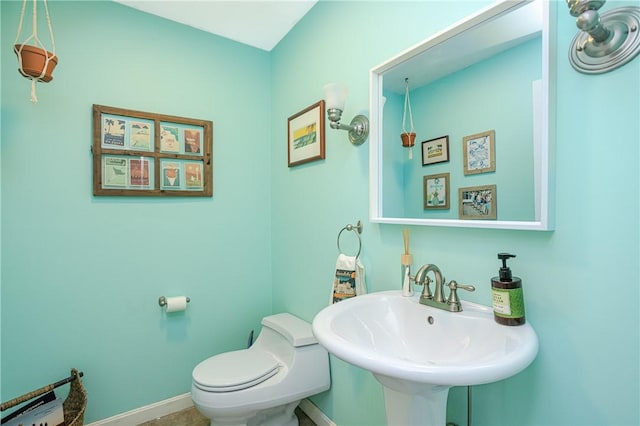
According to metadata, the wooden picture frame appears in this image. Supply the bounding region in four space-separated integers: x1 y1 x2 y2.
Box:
423 173 450 209
422 135 449 166
288 100 325 167
463 130 495 175
93 104 213 196
459 184 497 220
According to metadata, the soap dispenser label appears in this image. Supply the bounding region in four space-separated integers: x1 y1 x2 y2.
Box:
492 289 512 315
492 287 525 318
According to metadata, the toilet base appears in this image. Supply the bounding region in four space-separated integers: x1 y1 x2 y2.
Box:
199 400 299 426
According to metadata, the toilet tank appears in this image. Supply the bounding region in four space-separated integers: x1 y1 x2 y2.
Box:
260 313 318 347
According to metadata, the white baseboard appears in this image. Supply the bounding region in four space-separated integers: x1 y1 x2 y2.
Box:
86 393 193 426
86 394 334 426
299 398 336 426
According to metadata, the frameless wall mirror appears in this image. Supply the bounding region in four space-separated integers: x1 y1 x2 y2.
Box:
370 0 555 231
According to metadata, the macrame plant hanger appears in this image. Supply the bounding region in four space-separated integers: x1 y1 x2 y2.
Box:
401 78 416 159
14 0 58 103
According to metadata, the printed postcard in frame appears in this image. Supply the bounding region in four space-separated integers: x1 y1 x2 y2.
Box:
288 100 325 167
160 160 182 190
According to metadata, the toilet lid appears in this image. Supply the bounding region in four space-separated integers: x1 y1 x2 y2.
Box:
192 349 280 392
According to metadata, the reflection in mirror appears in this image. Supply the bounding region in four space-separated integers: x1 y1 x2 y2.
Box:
370 0 555 230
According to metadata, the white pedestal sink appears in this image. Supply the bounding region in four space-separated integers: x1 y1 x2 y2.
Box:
312 291 538 426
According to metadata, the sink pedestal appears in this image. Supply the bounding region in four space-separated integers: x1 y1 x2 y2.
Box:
375 374 450 426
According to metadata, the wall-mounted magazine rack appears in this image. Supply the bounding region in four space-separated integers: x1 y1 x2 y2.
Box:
92 104 213 197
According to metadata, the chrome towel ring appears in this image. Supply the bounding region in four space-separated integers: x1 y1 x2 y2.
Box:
337 220 363 258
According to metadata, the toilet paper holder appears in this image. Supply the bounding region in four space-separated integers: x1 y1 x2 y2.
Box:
158 296 191 307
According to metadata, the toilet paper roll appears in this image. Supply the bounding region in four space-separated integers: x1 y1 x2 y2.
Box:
165 296 188 313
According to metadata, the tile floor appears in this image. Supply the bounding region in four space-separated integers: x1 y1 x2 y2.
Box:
138 406 316 426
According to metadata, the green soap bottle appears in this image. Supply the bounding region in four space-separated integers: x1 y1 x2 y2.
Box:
491 253 526 326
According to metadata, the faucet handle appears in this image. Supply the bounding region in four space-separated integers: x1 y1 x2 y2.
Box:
449 281 475 293
446 280 475 311
413 265 433 299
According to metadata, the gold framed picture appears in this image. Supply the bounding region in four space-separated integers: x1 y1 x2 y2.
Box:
287 100 325 167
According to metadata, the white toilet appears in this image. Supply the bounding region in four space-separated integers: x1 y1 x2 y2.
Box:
191 313 330 426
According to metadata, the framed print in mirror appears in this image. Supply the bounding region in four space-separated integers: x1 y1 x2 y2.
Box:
422 135 449 166
288 100 325 167
459 184 497 220
463 130 495 175
423 173 450 210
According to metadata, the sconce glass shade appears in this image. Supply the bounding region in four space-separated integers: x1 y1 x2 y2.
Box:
323 83 349 111
323 82 369 146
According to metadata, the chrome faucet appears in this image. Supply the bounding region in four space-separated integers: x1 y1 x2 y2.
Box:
411 264 475 312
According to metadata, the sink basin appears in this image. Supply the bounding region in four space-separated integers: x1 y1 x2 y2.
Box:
312 290 538 425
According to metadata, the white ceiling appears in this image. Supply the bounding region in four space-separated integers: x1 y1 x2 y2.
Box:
383 0 543 93
114 0 318 51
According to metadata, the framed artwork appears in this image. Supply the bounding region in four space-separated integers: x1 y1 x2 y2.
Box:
463 130 495 175
288 100 325 167
422 135 449 166
459 184 497 220
93 104 213 197
423 173 450 210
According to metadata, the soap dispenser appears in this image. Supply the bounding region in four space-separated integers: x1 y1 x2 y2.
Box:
491 253 526 326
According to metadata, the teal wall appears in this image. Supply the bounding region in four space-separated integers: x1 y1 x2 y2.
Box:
271 1 638 426
1 1 638 426
1 1 272 422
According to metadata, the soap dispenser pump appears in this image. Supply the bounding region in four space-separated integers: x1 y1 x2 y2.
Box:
491 253 526 326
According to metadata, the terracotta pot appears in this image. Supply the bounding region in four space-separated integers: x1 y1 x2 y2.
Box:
14 44 58 83
401 132 416 148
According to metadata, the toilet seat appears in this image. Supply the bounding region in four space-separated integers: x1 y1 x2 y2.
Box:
193 349 280 393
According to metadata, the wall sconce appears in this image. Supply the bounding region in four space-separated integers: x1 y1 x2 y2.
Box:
323 83 369 146
566 0 640 74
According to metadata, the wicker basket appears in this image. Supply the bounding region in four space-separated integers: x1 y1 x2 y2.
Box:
1 368 87 426
63 369 87 426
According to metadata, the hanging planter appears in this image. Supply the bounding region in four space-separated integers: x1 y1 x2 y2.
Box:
401 78 416 159
14 43 58 82
401 131 416 147
13 0 59 102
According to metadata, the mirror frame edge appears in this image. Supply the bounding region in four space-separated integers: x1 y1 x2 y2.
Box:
369 0 556 231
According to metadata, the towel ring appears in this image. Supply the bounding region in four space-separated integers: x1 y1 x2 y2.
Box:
337 220 363 258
